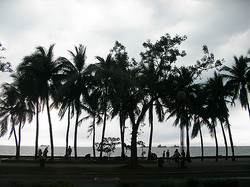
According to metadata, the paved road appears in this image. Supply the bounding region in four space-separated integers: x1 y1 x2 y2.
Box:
1 157 250 186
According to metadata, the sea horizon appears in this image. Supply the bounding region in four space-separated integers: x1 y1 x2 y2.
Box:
1 145 250 158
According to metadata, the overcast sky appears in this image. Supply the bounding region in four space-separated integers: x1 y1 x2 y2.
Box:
0 0 249 150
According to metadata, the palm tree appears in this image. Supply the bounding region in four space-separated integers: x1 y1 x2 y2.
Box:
108 41 134 159
57 44 89 159
51 82 74 156
190 86 208 161
222 55 250 117
0 81 33 159
205 72 235 161
17 44 63 160
139 62 165 160
0 83 20 158
88 54 115 159
167 66 200 162
17 55 42 159
56 44 88 159
84 89 102 159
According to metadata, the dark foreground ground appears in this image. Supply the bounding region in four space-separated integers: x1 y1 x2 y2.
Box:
1 156 250 186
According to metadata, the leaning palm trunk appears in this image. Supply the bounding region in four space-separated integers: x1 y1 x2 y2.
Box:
74 109 80 159
92 117 96 159
11 116 19 159
100 108 107 160
17 120 22 159
199 127 204 161
226 119 235 161
212 121 218 162
131 124 139 168
35 101 39 159
46 96 54 160
185 123 191 162
147 104 153 160
119 113 126 159
65 106 71 156
220 121 228 160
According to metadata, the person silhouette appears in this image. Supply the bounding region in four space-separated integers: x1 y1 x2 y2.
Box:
43 147 48 159
173 149 180 163
67 146 72 157
166 150 170 159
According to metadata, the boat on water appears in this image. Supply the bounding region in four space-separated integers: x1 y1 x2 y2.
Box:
157 144 166 148
171 145 179 148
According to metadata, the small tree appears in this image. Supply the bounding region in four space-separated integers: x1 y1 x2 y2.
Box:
0 42 12 72
95 137 120 157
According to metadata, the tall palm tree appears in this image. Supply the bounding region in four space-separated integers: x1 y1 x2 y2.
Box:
167 66 200 162
0 83 20 158
222 55 250 117
205 72 235 161
88 54 115 159
17 44 63 160
108 41 134 159
190 86 209 161
56 44 88 159
17 55 42 159
84 89 102 159
0 81 33 159
139 61 165 160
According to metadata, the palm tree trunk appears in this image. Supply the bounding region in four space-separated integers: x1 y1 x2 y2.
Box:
46 96 54 160
199 127 204 161
186 123 191 162
119 113 126 160
35 101 39 159
100 108 107 160
11 116 19 159
65 105 71 156
247 100 250 118
92 117 96 159
212 121 218 162
74 108 80 159
226 119 235 161
220 121 228 160
147 104 153 160
131 124 138 168
17 120 22 159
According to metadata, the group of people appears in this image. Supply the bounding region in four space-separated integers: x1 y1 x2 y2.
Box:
38 147 49 159
38 146 72 159
162 149 185 163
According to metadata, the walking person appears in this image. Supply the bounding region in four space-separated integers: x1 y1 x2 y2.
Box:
43 147 48 159
67 146 72 157
166 150 170 159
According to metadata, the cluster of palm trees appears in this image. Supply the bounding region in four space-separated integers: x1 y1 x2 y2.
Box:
0 34 249 168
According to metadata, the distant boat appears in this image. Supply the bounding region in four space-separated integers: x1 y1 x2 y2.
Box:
171 145 179 148
157 144 166 148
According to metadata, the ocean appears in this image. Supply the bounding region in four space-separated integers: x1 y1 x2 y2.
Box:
0 145 250 157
